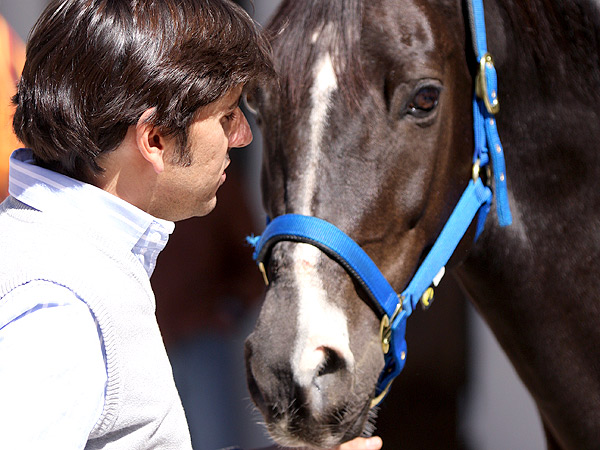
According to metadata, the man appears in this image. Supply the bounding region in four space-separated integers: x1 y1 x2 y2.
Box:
0 1 382 449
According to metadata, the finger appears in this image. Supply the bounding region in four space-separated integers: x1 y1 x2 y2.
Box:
338 436 383 450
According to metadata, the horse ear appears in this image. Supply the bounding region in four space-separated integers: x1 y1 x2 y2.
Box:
135 108 166 174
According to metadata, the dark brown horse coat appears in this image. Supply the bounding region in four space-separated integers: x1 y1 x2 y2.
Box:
244 1 600 449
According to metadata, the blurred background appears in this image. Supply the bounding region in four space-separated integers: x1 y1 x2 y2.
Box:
0 0 545 449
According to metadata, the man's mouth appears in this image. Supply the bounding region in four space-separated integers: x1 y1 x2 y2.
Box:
220 153 231 185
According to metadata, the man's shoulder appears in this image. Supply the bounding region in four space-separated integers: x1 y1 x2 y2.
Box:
0 197 88 266
0 196 59 241
0 195 125 265
0 280 84 328
0 200 144 297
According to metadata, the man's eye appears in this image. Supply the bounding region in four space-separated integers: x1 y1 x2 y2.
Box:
224 110 237 122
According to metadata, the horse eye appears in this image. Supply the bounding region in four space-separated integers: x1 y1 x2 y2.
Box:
407 87 440 116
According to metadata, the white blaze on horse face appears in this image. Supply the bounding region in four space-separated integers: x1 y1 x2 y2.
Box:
297 49 338 214
292 31 348 405
291 244 354 397
291 244 354 394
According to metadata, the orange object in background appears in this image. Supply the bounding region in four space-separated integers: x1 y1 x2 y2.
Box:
0 14 25 201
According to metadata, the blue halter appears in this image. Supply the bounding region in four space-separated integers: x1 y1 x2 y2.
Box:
247 0 512 407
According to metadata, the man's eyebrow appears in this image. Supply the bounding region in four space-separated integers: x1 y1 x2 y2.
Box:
228 96 242 111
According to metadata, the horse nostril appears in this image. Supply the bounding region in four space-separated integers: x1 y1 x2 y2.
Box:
316 346 346 377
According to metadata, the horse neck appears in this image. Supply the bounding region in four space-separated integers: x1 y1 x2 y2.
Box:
482 0 600 227
456 2 600 435
486 0 600 121
459 0 600 301
488 0 600 91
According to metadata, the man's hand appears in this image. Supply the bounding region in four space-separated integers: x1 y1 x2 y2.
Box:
337 436 383 449
253 436 383 450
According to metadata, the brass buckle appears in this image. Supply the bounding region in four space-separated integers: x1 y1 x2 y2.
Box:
379 298 403 354
472 158 492 185
373 299 406 409
369 349 407 409
258 262 269 286
421 287 435 310
472 158 481 181
475 53 500 115
370 379 394 409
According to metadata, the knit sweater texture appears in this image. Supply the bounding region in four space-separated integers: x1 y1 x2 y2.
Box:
0 196 192 449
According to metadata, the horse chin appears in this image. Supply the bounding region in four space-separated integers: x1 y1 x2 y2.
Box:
261 394 377 449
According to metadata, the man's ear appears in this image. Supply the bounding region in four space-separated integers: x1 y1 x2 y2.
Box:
136 108 167 174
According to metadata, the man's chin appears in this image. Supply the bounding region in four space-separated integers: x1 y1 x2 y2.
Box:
197 196 217 218
164 196 216 222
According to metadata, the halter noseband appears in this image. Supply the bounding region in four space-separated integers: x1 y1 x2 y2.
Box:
247 0 512 408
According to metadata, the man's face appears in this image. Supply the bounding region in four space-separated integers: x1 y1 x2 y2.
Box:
155 85 252 220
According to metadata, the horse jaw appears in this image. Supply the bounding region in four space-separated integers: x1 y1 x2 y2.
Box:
245 243 384 448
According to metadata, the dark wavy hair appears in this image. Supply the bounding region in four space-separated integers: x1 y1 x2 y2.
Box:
12 0 274 182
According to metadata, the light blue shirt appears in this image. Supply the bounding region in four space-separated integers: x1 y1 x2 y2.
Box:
0 149 175 449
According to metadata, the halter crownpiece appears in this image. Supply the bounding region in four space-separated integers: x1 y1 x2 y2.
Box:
247 0 511 408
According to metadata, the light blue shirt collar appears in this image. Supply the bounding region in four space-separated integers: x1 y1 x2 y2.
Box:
8 148 175 277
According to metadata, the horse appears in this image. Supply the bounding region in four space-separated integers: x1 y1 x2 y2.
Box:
243 0 600 449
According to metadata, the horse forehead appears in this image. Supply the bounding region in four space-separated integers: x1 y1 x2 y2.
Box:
286 41 339 216
363 0 439 60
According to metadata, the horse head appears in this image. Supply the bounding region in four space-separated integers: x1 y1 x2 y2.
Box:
244 0 476 447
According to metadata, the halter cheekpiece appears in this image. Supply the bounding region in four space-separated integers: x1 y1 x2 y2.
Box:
247 0 512 407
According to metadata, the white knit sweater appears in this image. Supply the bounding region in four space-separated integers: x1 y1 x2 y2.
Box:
0 196 192 449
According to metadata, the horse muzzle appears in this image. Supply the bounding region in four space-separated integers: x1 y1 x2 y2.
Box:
244 243 383 447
